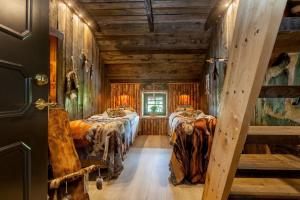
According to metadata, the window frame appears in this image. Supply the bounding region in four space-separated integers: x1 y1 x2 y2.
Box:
142 91 168 117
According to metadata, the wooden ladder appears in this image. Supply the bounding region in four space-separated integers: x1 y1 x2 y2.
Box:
202 0 300 199
231 126 300 199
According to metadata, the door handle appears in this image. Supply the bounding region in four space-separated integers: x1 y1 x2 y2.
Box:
34 98 57 110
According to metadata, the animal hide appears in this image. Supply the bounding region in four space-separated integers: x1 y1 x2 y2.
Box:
69 111 138 178
48 108 89 200
169 112 216 185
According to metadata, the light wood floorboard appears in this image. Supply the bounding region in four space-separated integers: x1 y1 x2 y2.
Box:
88 135 204 200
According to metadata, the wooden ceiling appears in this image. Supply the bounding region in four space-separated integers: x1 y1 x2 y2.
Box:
77 0 212 75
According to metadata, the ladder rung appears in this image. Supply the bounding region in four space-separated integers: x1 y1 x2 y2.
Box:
238 154 300 171
230 178 300 199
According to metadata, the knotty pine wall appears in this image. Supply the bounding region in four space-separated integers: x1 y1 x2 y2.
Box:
49 0 103 120
107 82 207 135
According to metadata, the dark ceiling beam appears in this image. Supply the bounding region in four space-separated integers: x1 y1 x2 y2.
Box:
144 0 154 32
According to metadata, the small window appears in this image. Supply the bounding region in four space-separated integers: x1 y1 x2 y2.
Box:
142 92 167 116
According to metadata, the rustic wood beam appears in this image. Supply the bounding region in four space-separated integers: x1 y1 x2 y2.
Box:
98 22 206 35
144 0 154 32
96 34 209 51
202 0 287 200
99 49 207 54
95 33 210 51
100 51 206 64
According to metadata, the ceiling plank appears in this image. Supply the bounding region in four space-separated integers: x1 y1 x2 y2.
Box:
98 49 207 54
96 34 209 51
79 2 146 9
95 15 148 24
152 0 211 8
154 14 207 23
153 7 209 15
98 22 206 34
100 52 206 64
87 8 146 16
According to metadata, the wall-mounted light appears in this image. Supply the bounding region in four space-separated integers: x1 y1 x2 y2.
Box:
120 94 129 107
179 94 191 106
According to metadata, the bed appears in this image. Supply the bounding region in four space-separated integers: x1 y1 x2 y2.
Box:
69 108 140 178
168 109 217 185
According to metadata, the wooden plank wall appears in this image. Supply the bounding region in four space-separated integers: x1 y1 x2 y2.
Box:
49 0 103 120
141 117 168 135
168 83 204 113
110 83 141 114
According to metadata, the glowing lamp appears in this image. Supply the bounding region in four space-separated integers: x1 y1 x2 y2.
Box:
179 94 191 106
120 94 129 107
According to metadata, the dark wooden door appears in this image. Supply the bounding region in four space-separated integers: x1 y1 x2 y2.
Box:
0 0 49 199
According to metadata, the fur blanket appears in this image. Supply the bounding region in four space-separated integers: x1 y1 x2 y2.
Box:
169 112 217 185
70 118 125 178
69 111 139 178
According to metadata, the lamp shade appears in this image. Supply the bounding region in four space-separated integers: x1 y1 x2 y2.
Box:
120 94 129 106
179 94 191 106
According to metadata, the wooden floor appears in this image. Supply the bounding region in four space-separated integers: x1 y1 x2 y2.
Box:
88 135 204 200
